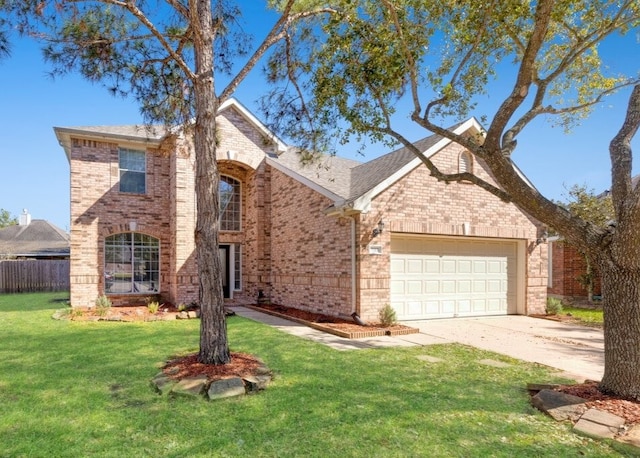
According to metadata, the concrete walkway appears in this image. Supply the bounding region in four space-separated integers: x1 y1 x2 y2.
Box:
232 307 604 382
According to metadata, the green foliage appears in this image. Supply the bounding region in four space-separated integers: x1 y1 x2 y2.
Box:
94 294 112 317
560 184 614 228
546 297 564 316
378 303 397 327
147 301 159 314
0 208 17 228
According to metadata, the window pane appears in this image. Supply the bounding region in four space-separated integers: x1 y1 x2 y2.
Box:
105 232 159 295
120 170 146 194
220 176 241 231
119 148 146 194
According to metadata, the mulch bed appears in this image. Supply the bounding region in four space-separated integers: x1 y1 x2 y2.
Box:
556 381 640 426
162 352 264 381
249 303 419 338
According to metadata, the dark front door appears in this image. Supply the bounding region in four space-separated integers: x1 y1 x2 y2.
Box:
219 244 231 299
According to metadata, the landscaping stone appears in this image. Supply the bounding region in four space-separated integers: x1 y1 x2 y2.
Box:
574 408 625 439
207 377 246 400
243 375 272 392
526 383 561 392
618 424 640 448
531 389 587 421
171 375 208 398
151 373 177 395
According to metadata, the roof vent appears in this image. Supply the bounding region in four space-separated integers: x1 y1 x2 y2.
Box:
19 209 31 226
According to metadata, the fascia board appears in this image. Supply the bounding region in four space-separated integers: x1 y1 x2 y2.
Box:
54 127 163 162
266 157 344 202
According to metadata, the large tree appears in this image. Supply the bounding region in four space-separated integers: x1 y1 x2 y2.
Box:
11 0 329 365
266 0 640 398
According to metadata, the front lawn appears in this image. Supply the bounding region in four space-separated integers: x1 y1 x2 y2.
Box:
563 306 604 327
0 293 624 457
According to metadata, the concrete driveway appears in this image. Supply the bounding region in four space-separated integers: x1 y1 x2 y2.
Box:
403 315 604 382
234 307 604 382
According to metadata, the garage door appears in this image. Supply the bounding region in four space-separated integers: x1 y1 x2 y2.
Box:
390 236 518 320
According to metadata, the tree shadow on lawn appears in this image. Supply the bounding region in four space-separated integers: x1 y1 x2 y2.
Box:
0 291 70 312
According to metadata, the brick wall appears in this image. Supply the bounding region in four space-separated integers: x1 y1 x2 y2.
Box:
69 138 172 307
548 240 601 299
268 168 354 317
357 142 547 321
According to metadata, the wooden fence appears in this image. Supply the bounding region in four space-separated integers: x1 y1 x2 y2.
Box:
0 259 70 293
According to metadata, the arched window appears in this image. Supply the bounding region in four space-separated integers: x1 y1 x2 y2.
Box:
220 176 241 231
459 151 473 174
104 233 160 294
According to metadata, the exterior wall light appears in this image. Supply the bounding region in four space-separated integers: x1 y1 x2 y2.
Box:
536 230 549 245
372 220 385 237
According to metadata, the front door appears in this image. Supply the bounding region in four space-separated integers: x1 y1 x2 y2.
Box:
219 244 231 299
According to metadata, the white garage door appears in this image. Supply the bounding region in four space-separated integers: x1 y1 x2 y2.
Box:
390 236 518 320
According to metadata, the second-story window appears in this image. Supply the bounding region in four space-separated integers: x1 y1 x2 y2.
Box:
220 176 241 231
119 148 146 194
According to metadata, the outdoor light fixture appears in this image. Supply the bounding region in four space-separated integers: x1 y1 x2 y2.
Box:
372 220 385 237
536 230 549 245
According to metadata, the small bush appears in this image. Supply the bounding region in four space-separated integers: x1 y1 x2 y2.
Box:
177 303 187 312
147 301 160 314
95 295 112 317
378 304 397 327
546 297 563 316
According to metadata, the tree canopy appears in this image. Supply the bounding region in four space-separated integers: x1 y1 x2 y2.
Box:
265 0 640 398
7 0 332 365
0 208 17 228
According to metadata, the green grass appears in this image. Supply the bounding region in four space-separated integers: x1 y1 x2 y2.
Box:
563 306 604 326
0 292 626 457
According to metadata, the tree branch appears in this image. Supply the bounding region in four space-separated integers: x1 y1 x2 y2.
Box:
610 84 640 220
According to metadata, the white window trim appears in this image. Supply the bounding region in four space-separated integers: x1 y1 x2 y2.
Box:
118 148 147 194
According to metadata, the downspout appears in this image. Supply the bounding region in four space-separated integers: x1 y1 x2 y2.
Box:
350 216 357 315
347 215 369 326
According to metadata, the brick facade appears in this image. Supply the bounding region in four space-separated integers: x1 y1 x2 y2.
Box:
60 102 547 320
548 240 601 299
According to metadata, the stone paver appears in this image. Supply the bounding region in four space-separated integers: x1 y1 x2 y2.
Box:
574 408 625 439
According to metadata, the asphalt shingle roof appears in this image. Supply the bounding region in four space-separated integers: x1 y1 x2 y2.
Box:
270 131 447 201
0 220 70 257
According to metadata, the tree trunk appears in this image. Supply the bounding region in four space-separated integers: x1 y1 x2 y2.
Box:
599 264 640 399
192 0 230 365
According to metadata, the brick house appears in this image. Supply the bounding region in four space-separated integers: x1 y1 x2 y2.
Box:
55 99 547 321
547 240 602 300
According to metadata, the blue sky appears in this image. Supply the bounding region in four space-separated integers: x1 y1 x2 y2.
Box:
0 7 638 232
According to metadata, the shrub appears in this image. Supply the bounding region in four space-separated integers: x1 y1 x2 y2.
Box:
546 297 563 316
378 304 397 327
147 301 160 314
95 295 112 317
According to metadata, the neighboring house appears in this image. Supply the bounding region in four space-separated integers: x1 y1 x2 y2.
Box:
0 211 70 259
547 238 602 300
54 99 547 321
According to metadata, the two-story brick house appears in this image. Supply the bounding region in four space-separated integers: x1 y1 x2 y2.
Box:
55 99 547 322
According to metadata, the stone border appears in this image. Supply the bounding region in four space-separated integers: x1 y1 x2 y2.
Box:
245 305 420 339
151 363 273 401
529 383 640 453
